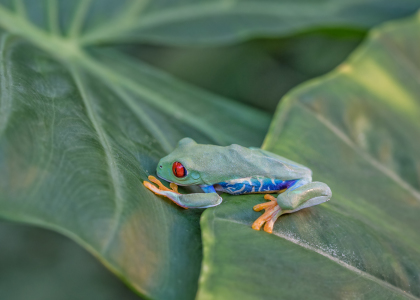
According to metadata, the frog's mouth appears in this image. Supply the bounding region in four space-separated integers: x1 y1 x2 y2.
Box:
156 173 190 186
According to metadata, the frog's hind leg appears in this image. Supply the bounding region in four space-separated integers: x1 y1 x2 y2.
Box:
276 181 331 213
252 181 331 233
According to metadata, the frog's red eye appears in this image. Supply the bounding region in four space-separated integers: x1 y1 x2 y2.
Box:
172 162 186 178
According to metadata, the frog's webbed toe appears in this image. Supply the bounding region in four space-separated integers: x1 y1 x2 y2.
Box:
252 194 282 234
143 175 187 209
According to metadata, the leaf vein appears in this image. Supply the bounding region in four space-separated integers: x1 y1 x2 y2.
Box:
70 67 124 253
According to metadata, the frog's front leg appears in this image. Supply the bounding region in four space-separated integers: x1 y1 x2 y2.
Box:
143 176 222 209
252 180 331 233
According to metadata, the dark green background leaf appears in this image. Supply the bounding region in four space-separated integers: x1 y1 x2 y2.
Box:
198 15 420 300
131 30 364 112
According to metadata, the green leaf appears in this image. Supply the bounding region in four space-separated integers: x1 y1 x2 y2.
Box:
0 3 269 300
198 14 420 300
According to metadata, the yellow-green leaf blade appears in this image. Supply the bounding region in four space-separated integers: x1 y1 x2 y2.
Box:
198 14 420 300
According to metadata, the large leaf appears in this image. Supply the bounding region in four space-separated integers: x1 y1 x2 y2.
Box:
0 3 270 300
198 15 420 299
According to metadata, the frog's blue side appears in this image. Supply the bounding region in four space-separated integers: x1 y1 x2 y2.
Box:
214 177 297 195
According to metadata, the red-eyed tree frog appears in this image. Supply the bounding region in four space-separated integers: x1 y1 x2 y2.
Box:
144 138 332 233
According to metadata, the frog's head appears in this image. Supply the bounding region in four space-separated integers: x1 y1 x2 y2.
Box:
156 138 205 185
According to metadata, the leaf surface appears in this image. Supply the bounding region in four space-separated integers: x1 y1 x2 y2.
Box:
198 15 420 300
0 3 269 299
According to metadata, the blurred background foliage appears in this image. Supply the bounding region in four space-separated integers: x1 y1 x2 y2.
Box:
0 0 420 299
128 29 364 112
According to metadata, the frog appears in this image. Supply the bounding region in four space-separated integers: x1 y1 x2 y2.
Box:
143 137 332 233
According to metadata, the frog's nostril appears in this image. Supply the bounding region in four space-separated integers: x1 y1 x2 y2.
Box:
159 165 162 169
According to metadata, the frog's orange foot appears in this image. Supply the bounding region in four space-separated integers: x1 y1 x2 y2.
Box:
252 194 282 234
143 175 179 194
143 175 188 209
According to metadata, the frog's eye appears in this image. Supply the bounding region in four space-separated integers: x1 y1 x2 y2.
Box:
172 161 186 178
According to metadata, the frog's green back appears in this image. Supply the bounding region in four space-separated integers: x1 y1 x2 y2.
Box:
248 147 310 171
157 138 311 186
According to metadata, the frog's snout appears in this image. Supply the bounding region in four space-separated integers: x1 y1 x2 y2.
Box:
156 164 167 182
156 162 163 174
156 165 163 177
